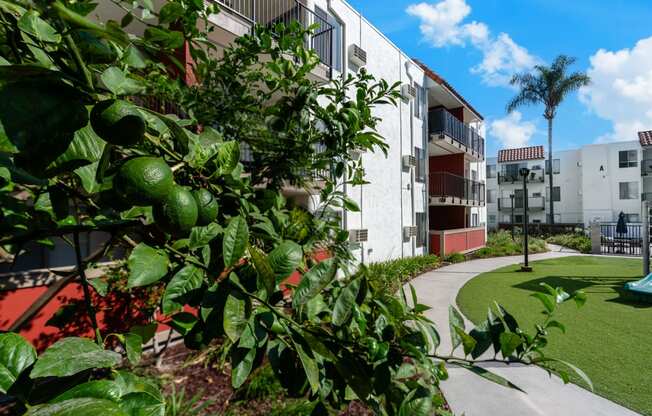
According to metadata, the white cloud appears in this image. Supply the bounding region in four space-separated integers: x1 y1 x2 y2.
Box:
489 111 537 148
406 0 539 86
580 37 652 143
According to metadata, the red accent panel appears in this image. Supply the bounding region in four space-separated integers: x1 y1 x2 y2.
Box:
431 234 442 256
429 154 464 176
449 107 465 123
467 229 486 249
444 232 468 254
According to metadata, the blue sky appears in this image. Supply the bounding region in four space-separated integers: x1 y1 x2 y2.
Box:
347 0 652 157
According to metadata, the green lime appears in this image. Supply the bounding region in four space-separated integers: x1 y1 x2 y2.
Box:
91 100 145 147
154 186 198 234
113 157 173 205
193 189 218 225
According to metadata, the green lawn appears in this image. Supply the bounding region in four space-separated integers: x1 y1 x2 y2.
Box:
457 256 652 416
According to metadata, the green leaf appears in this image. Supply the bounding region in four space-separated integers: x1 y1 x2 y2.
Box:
223 291 248 342
159 2 185 24
124 333 142 365
127 243 169 288
448 305 465 351
26 398 126 416
0 73 88 175
144 27 184 49
30 337 121 378
458 363 525 392
546 320 566 333
168 312 197 336
547 358 593 391
0 333 36 394
129 324 157 345
332 278 361 326
119 392 165 416
161 265 204 315
531 292 554 313
47 123 106 176
185 128 223 169
454 325 477 356
51 380 122 403
18 11 61 43
573 290 587 308
214 141 240 175
89 278 109 296
231 347 256 388
293 258 337 307
290 332 320 394
499 332 522 358
342 196 360 212
398 387 432 416
223 216 249 267
100 67 145 95
248 245 275 296
188 223 222 250
268 241 303 282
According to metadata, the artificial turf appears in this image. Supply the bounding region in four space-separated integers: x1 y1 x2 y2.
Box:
456 256 651 415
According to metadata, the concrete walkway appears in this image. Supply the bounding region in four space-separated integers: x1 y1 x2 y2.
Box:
408 248 641 416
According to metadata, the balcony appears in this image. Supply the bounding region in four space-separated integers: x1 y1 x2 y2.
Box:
642 159 652 176
497 170 545 185
428 108 484 160
214 0 333 77
430 227 486 256
429 172 485 206
642 193 652 201
497 196 546 211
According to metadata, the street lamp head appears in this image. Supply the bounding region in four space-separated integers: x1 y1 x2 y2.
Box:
519 167 531 177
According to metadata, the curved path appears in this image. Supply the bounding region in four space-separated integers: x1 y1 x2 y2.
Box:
407 247 641 416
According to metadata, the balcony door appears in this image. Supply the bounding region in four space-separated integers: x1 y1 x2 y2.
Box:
514 189 525 209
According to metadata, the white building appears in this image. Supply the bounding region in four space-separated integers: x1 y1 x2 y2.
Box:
487 139 647 229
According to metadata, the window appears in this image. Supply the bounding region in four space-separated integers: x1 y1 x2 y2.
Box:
414 147 426 183
532 192 542 197
515 214 524 224
545 186 560 202
619 150 638 168
531 164 542 171
487 165 496 179
488 215 496 223
619 182 639 200
414 85 426 119
416 212 427 248
321 9 343 72
471 213 479 227
545 159 560 174
532 219 541 224
487 189 497 204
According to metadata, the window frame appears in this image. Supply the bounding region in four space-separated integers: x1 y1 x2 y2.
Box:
414 146 426 183
416 212 427 248
619 181 639 200
618 150 638 168
545 159 561 174
487 164 496 179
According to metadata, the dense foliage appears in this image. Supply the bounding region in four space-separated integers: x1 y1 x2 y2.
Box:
0 0 588 414
474 230 548 259
546 233 591 253
367 255 440 296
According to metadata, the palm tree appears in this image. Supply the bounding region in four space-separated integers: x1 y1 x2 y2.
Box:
507 55 590 224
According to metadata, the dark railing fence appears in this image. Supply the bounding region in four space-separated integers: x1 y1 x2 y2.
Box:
600 223 643 256
497 222 585 237
641 159 652 176
428 108 484 156
642 192 652 202
215 0 333 71
429 172 485 204
497 171 545 184
497 197 546 211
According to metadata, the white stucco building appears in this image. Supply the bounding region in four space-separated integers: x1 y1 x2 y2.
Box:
487 139 648 229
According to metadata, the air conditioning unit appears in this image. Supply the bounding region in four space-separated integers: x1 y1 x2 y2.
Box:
349 44 367 67
349 229 369 243
403 226 417 239
401 83 417 100
402 155 417 169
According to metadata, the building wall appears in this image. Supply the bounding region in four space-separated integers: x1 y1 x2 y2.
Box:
487 141 644 228
323 0 428 263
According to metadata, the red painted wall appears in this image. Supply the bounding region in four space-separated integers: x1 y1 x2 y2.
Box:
449 107 465 123
430 234 441 255
430 228 486 256
429 206 466 230
429 154 465 176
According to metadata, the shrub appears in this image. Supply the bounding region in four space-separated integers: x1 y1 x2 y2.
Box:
546 233 592 253
443 252 466 263
473 230 548 259
368 255 440 295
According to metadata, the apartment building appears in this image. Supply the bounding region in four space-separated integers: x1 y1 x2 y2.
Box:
487 138 647 229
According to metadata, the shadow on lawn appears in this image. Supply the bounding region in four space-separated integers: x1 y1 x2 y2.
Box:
512 275 652 309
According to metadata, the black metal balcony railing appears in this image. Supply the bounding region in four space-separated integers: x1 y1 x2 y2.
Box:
642 193 652 201
215 0 333 72
497 171 545 185
429 172 485 204
497 196 545 211
642 159 652 176
428 108 484 156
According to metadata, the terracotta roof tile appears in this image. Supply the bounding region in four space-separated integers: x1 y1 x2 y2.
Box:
413 59 484 121
498 146 545 163
639 130 652 146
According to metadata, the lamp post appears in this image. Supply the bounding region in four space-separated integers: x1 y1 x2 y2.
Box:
510 194 515 240
519 167 532 272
